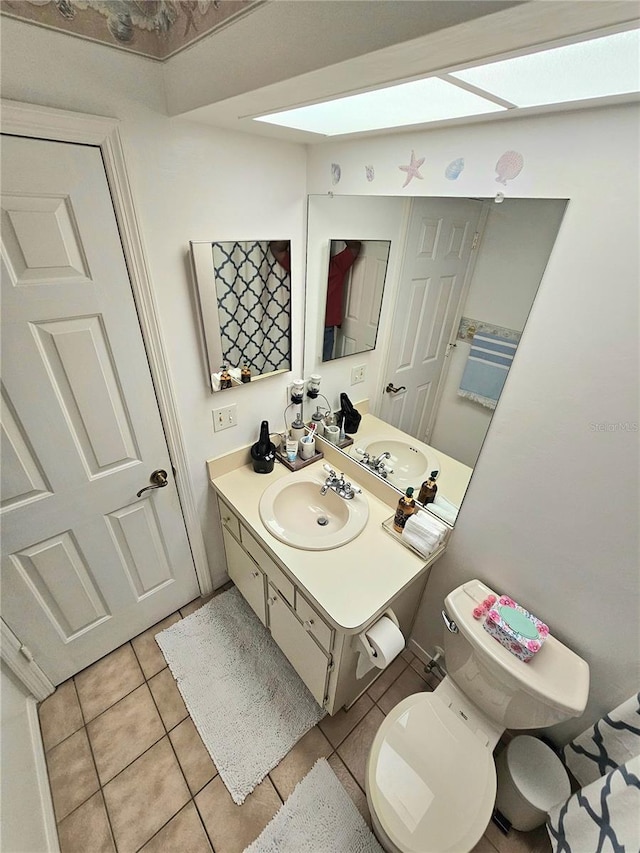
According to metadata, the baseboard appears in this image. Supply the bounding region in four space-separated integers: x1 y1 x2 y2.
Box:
407 637 431 664
26 697 60 853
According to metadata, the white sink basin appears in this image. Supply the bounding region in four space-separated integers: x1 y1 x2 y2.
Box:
362 439 440 491
259 473 369 550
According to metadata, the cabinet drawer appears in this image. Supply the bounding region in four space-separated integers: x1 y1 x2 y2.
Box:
267 584 328 707
296 593 333 652
241 526 295 606
218 498 240 541
222 529 266 625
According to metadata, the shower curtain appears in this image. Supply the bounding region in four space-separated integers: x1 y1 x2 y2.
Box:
212 241 290 376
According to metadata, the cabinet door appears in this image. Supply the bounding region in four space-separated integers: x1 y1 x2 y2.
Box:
222 529 266 625
267 585 328 706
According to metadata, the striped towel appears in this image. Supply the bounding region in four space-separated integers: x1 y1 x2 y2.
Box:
458 331 519 410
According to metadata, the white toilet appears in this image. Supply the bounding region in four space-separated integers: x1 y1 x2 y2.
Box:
365 580 590 853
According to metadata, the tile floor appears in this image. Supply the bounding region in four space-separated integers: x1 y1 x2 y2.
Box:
39 586 553 853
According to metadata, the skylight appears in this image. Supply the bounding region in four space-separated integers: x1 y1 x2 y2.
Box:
252 27 640 137
450 29 640 107
254 77 505 136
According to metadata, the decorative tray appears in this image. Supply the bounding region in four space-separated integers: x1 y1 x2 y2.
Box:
275 449 324 472
381 516 447 562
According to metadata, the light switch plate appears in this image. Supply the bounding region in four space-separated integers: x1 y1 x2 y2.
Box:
351 364 366 385
213 404 237 432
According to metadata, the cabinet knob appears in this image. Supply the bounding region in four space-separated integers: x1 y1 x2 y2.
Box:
222 517 231 524
251 571 260 579
303 619 314 631
268 595 278 606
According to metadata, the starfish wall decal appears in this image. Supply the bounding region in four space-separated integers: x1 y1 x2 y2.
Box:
399 150 425 188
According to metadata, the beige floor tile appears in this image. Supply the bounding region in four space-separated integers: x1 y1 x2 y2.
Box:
46 728 99 822
38 679 84 752
148 667 188 731
56 792 115 853
196 775 282 853
169 717 217 795
319 693 374 748
327 753 371 827
74 645 144 722
179 595 214 619
337 705 385 789
87 684 164 784
102 738 190 853
400 647 415 664
471 833 500 852
269 726 333 801
376 665 428 715
366 655 408 702
139 802 212 853
131 613 181 679
485 820 552 853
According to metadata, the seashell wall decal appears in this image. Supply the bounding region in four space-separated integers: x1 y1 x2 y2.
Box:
495 150 524 185
331 163 341 185
365 165 375 182
445 158 464 180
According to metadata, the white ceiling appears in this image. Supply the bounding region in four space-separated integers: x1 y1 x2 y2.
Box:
166 0 640 144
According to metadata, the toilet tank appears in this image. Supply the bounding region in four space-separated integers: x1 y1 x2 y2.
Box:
442 580 589 730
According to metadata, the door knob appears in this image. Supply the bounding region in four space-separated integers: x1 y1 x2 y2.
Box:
385 383 407 394
136 469 168 498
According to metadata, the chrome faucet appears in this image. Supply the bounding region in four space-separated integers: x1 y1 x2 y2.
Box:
355 448 394 479
320 465 362 500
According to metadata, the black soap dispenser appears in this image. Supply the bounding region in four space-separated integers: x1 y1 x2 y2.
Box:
250 420 276 474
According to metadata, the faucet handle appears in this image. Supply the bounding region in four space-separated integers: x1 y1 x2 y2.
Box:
323 464 336 477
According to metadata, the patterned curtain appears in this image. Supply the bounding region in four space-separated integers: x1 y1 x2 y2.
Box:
212 242 290 375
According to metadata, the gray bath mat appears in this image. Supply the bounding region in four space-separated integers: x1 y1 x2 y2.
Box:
244 759 384 853
156 587 325 804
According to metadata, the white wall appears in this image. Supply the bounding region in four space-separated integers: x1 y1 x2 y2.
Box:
307 104 640 741
1 16 308 589
430 198 568 466
1 665 57 853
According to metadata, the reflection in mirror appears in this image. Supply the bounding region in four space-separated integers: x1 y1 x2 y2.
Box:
322 239 391 362
305 196 567 524
190 240 291 392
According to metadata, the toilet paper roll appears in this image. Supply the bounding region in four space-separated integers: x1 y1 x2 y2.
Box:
356 616 405 680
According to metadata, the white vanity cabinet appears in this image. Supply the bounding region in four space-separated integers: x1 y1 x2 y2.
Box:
218 496 334 707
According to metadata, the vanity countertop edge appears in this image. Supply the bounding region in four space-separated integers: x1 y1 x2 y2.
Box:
208 456 445 634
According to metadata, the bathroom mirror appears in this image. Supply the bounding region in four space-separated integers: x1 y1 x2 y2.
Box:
304 195 567 524
322 239 391 362
190 240 292 392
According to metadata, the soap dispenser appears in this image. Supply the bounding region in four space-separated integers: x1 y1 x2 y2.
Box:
289 410 306 442
250 420 275 474
393 487 416 533
418 471 438 505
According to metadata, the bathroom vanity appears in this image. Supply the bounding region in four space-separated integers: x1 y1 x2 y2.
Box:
208 452 448 714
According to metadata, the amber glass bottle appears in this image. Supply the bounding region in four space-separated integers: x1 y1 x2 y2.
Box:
393 487 416 533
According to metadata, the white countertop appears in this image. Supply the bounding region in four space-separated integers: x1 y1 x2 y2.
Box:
209 457 442 633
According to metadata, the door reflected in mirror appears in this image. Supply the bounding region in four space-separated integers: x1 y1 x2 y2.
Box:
305 195 568 524
190 240 292 392
322 239 391 362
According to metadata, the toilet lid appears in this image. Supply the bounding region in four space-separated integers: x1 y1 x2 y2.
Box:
367 692 496 853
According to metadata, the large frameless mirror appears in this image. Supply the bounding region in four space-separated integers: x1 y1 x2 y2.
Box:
190 240 292 391
304 195 567 525
321 239 391 362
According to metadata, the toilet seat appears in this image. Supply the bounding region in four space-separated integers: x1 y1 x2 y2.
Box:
366 692 496 853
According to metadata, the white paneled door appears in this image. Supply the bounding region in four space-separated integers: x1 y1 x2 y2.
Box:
335 240 389 358
1 135 199 684
380 197 483 442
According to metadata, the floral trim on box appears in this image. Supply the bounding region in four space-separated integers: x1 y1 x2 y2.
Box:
483 595 549 662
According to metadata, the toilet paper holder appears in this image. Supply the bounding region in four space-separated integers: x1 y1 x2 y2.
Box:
353 609 404 680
